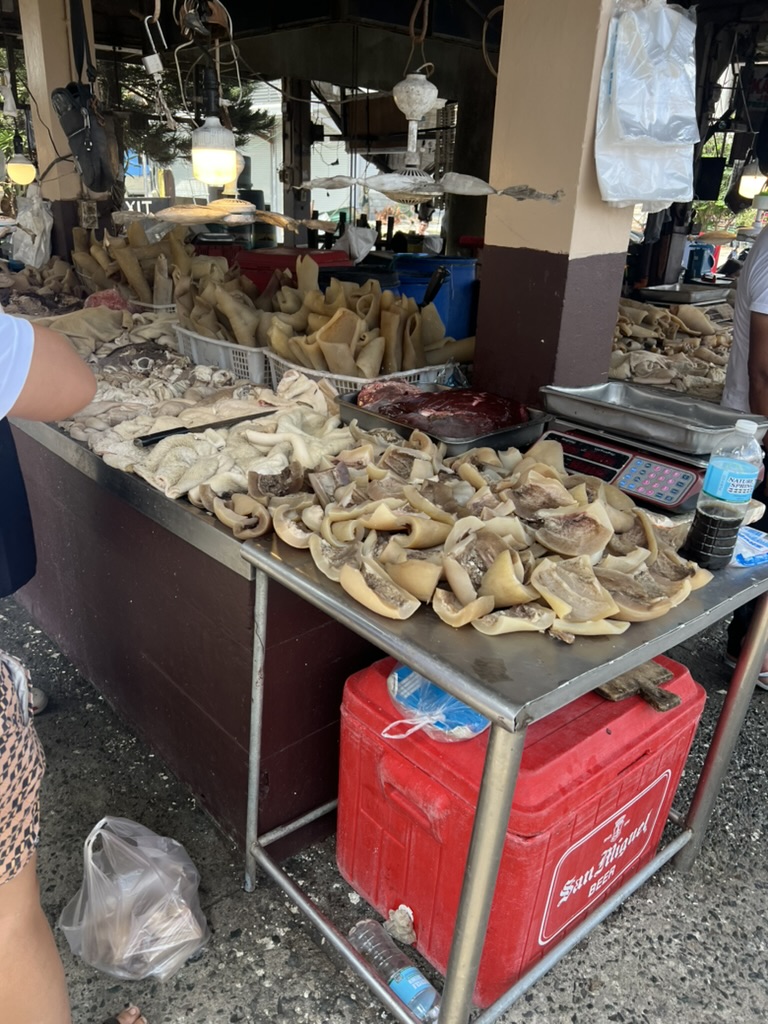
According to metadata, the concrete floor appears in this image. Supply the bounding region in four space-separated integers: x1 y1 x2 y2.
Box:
2 593 767 1024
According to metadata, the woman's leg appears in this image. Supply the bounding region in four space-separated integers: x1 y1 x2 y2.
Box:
0 652 148 1024
0 854 150 1024
0 851 71 1023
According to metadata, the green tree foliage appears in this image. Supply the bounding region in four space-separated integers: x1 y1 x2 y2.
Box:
98 58 276 167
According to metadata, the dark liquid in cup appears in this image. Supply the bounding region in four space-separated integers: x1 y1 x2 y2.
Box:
682 508 741 569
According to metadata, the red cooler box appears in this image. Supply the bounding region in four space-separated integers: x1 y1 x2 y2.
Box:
337 656 705 1007
237 247 352 291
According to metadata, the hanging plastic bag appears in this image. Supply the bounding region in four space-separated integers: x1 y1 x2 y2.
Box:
383 663 490 742
332 225 378 263
12 184 54 269
594 0 698 212
58 816 210 981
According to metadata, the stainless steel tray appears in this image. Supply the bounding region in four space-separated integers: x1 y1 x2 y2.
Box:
540 382 768 455
338 387 550 456
634 283 733 305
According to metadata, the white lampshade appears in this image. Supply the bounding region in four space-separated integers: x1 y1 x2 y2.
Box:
392 73 438 121
191 115 237 186
738 157 767 200
7 153 37 186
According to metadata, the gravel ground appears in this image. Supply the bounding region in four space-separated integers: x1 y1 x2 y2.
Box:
1 594 766 1024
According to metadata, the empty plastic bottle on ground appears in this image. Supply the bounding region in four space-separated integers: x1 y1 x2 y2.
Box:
683 419 764 569
349 919 441 1020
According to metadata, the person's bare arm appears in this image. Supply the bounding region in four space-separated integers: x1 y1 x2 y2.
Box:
8 324 96 421
748 311 768 418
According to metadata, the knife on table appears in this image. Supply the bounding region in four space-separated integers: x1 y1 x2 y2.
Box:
133 410 276 448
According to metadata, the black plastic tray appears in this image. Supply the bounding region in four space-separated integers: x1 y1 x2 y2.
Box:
337 386 550 456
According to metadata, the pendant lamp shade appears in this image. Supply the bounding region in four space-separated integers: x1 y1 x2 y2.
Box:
392 73 438 121
191 115 237 187
738 156 767 200
7 133 35 185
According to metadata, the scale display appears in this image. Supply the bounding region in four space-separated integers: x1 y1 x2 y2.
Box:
542 430 701 510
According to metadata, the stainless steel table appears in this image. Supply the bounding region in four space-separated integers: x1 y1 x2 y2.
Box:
241 537 768 1024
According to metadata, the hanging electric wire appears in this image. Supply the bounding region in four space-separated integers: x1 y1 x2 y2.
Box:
482 6 503 79
404 0 431 77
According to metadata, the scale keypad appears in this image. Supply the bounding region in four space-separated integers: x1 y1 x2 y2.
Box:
619 456 697 506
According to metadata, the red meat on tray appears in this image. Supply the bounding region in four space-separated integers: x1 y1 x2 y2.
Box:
358 385 528 440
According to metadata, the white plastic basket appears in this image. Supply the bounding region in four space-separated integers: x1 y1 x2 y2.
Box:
173 325 271 385
265 351 449 395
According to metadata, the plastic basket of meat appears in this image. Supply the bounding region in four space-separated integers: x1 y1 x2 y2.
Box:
173 325 271 386
265 351 449 396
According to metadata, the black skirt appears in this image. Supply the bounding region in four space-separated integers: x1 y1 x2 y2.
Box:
0 419 36 598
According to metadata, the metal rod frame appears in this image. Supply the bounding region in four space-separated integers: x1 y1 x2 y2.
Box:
243 567 768 1023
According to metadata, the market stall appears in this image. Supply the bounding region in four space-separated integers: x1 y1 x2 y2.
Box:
239 537 768 1024
11 411 379 853
1 0 767 1020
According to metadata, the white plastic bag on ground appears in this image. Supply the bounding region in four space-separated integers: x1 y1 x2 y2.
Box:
595 0 698 211
12 184 53 268
58 816 210 980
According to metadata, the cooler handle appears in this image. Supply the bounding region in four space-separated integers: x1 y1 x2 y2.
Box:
378 750 453 843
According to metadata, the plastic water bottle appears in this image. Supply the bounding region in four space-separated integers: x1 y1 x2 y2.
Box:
683 419 764 569
349 919 441 1021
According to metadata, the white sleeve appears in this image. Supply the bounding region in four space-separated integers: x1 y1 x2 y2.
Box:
0 315 35 419
750 243 768 315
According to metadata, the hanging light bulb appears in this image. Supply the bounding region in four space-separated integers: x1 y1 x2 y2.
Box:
6 132 36 186
738 154 767 200
191 67 237 187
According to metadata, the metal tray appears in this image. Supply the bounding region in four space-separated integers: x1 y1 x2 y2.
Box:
634 283 733 305
540 382 768 455
338 386 550 456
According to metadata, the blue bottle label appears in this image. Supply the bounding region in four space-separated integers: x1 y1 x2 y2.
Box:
702 457 758 503
389 966 435 1014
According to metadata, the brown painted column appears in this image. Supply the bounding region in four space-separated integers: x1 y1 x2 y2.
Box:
18 0 94 255
472 0 634 407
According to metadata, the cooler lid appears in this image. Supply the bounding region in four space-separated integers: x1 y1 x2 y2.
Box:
341 656 705 837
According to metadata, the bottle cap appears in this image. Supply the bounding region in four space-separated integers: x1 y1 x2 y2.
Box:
735 418 758 435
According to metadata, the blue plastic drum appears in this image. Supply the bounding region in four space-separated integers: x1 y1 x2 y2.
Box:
394 255 478 340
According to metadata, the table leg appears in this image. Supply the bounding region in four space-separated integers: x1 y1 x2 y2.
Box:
674 591 768 872
438 722 528 1024
244 568 269 892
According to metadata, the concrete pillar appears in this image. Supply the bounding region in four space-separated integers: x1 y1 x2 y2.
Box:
19 0 94 202
282 78 312 246
472 0 634 407
18 0 99 255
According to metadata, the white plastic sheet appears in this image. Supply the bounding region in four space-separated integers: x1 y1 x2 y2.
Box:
595 0 698 212
12 184 53 268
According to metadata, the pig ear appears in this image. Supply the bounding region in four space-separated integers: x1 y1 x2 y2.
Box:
214 285 261 346
340 558 421 620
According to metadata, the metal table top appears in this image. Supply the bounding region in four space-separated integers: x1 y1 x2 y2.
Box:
12 419 253 580
241 537 768 730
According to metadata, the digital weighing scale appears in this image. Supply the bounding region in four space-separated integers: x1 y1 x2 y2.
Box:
539 383 768 516
541 423 707 512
